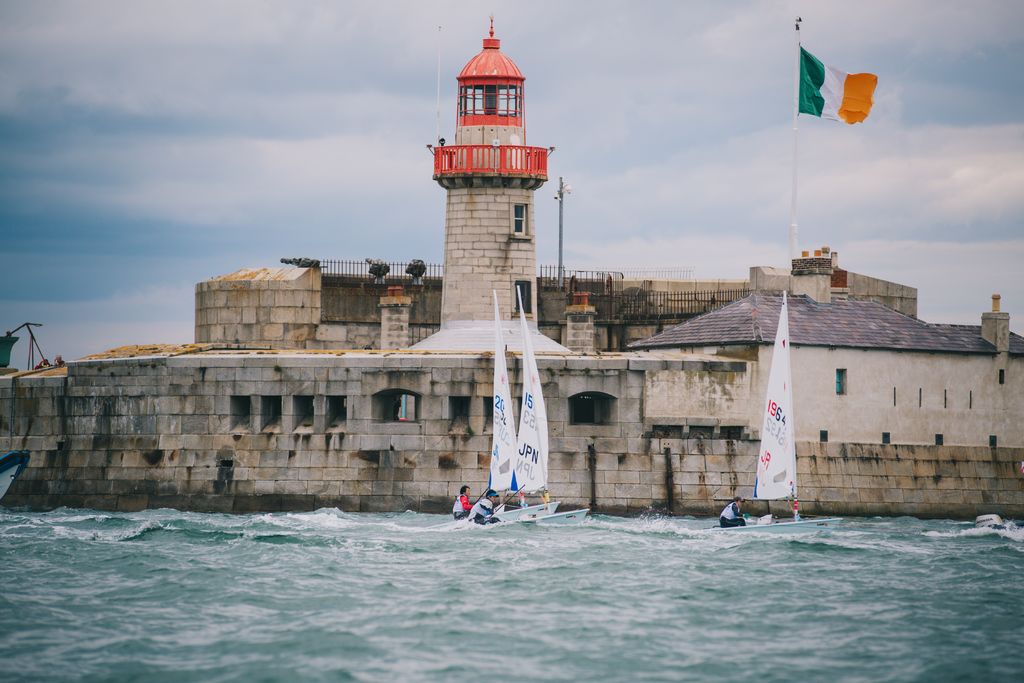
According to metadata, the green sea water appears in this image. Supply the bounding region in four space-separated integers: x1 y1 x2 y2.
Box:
0 508 1021 682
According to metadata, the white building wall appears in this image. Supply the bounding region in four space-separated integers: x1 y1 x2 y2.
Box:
752 346 1023 447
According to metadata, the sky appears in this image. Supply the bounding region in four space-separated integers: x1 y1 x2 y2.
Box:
1 0 1023 365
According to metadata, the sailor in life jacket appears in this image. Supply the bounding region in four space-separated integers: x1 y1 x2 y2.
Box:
469 489 501 525
452 485 473 520
719 496 747 527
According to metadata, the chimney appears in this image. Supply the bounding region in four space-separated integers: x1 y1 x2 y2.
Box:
981 294 1009 353
790 247 834 304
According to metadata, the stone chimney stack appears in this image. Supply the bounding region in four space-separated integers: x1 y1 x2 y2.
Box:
790 247 833 304
981 294 1010 353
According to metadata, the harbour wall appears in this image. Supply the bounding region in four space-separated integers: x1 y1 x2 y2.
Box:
1 353 1021 519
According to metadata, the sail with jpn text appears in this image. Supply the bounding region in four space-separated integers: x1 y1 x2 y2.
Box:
514 286 548 493
489 291 518 491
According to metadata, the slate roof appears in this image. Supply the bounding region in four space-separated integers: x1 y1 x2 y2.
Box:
630 294 1024 355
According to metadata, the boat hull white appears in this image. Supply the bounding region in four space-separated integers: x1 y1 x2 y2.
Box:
0 450 31 501
522 508 590 526
494 502 560 522
713 517 842 534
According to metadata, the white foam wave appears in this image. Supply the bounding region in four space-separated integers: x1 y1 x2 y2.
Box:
923 523 1024 542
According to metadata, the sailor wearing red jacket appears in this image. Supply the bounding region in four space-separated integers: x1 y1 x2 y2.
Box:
452 485 473 520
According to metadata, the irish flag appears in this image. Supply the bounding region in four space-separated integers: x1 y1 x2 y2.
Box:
799 47 877 124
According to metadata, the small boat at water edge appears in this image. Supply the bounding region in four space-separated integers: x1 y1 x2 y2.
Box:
715 292 840 534
0 450 30 501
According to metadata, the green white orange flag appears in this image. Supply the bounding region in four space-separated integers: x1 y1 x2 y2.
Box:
798 47 877 124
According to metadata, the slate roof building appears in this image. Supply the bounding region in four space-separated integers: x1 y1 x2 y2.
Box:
631 291 1022 449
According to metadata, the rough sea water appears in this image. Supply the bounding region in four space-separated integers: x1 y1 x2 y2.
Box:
1 508 1021 682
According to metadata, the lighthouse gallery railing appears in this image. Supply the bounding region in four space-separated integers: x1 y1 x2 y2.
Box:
433 145 548 177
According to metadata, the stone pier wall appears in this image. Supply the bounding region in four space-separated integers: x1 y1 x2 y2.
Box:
1 353 1021 519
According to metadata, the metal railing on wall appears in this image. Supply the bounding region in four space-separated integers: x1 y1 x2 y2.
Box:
320 259 444 282
589 288 750 322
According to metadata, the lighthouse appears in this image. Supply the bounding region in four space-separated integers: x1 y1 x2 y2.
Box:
415 21 566 352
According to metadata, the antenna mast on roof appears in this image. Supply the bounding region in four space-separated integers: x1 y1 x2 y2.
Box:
435 24 443 145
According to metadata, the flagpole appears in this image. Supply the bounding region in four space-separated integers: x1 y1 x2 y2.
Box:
789 17 802 261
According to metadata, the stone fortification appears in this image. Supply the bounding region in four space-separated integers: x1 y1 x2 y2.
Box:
2 351 1021 519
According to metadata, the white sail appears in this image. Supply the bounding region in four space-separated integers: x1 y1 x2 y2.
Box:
755 292 797 500
489 291 518 491
514 286 548 493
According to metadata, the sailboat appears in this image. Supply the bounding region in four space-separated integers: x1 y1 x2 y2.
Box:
487 291 559 522
718 292 840 533
501 287 589 526
0 450 30 502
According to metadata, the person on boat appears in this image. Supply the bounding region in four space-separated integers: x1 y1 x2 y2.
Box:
719 496 747 527
469 489 501 524
452 485 473 520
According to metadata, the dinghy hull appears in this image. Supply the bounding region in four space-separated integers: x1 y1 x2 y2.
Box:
0 450 30 501
523 508 590 526
713 517 842 534
494 502 560 522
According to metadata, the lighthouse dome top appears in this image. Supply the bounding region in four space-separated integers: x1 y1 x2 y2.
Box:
457 21 524 81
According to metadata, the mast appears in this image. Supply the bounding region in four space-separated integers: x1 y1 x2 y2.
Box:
788 17 802 260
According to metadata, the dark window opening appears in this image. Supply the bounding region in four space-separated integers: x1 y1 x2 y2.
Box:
835 369 847 395
484 85 497 114
373 390 419 422
482 397 494 429
513 204 527 234
230 395 251 432
969 390 973 409
569 392 615 425
998 368 1005 385
935 433 944 446
260 395 282 432
882 432 891 445
449 396 471 424
893 387 897 407
720 426 743 440
326 396 347 428
918 387 922 408
989 435 998 448
514 280 532 314
819 430 829 443
652 425 684 439
688 425 715 439
944 389 947 409
292 395 314 432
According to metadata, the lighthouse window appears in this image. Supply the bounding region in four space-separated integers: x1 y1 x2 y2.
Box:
484 85 497 114
513 204 527 234
458 84 521 118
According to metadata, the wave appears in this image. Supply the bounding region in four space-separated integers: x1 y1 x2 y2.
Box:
922 523 1024 542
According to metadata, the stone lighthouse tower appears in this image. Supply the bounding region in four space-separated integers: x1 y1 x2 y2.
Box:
416 21 564 351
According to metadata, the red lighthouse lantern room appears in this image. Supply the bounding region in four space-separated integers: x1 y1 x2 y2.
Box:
433 20 547 188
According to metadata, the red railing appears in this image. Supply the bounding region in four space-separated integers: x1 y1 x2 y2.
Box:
433 145 548 177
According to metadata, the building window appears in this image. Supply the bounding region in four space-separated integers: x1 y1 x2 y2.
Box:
935 434 944 446
260 395 282 432
918 387 922 408
835 369 847 395
819 430 829 443
373 389 419 422
944 389 947 409
989 435 998 448
514 280 532 314
292 395 314 432
998 369 1005 385
482 397 494 428
326 396 347 428
448 396 470 423
969 390 973 409
720 426 743 440
512 203 527 235
458 83 521 118
893 387 897 407
230 395 251 432
882 432 891 445
569 392 615 425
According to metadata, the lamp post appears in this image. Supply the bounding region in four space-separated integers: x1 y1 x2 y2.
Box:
555 176 571 289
